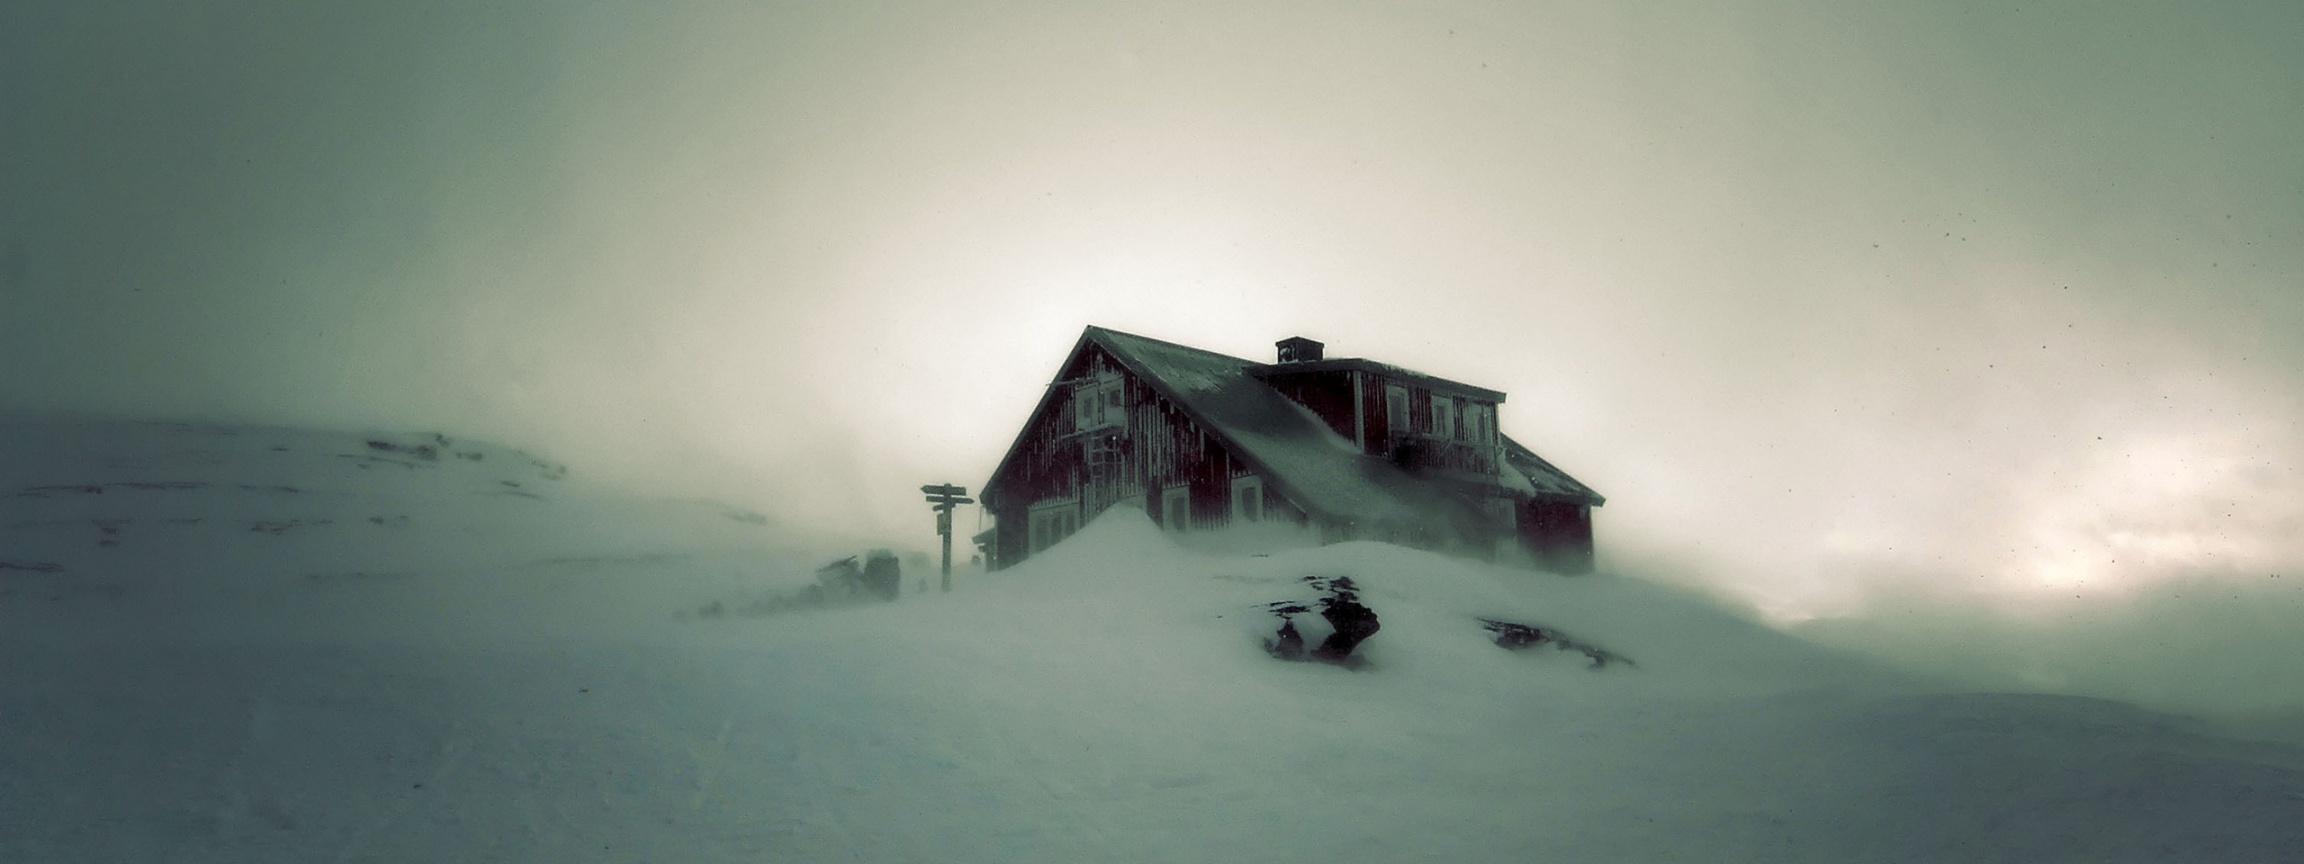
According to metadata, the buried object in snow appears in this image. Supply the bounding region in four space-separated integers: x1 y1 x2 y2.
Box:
684 550 902 620
817 550 903 603
1260 576 1381 665
1479 618 1632 669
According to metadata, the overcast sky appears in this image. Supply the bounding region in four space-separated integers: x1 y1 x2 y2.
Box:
6 1 2301 689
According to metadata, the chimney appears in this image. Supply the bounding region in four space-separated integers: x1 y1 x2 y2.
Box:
1275 336 1324 364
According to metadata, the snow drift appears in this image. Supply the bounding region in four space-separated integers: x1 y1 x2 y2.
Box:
5 415 2302 863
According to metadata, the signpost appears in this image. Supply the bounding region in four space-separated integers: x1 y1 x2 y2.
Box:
922 484 973 592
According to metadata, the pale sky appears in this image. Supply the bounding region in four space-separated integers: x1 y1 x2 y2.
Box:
6 0 2301 648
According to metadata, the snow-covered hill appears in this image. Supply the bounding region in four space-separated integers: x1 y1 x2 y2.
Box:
4 416 2302 862
0 415 812 644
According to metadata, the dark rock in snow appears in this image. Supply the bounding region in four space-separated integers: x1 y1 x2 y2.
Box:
859 550 901 601
1479 618 1631 669
248 519 332 536
1267 617 1306 660
1313 579 1381 661
18 484 104 498
817 550 902 603
681 549 904 620
1482 619 1549 650
91 518 126 547
1261 575 1380 666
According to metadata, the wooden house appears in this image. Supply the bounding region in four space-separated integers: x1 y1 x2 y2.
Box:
978 326 1604 572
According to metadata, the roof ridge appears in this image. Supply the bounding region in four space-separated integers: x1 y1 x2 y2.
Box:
1085 325 1265 369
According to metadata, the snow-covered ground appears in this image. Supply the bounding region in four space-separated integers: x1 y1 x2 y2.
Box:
5 416 2302 863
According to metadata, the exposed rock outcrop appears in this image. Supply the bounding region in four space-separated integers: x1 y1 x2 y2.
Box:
1261 575 1381 666
1479 618 1631 669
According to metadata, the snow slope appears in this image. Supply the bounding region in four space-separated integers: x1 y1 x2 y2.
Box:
0 415 811 644
5 416 2302 863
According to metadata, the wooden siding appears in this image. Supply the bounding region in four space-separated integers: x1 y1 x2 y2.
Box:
988 344 1297 568
984 330 1595 573
1361 374 1391 457
1518 500 1595 573
1259 369 1357 444
1358 374 1501 477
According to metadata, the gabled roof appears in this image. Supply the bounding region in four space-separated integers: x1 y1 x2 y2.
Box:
982 326 1603 535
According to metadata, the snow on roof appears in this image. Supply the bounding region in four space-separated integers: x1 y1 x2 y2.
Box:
1084 327 1589 534
1084 326 1254 396
1501 435 1606 505
983 326 1601 528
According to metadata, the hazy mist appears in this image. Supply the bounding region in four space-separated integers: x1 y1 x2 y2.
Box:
6 1 2300 710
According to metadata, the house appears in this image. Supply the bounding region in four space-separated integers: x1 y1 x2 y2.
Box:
977 326 1605 572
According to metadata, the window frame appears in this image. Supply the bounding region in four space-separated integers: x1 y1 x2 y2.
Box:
1075 374 1126 432
1161 485 1190 532
1027 497 1081 553
1229 475 1264 524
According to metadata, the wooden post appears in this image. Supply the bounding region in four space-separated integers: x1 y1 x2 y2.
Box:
921 484 972 592
939 512 953 591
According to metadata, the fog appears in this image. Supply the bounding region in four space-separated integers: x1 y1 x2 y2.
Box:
5 1 2300 712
